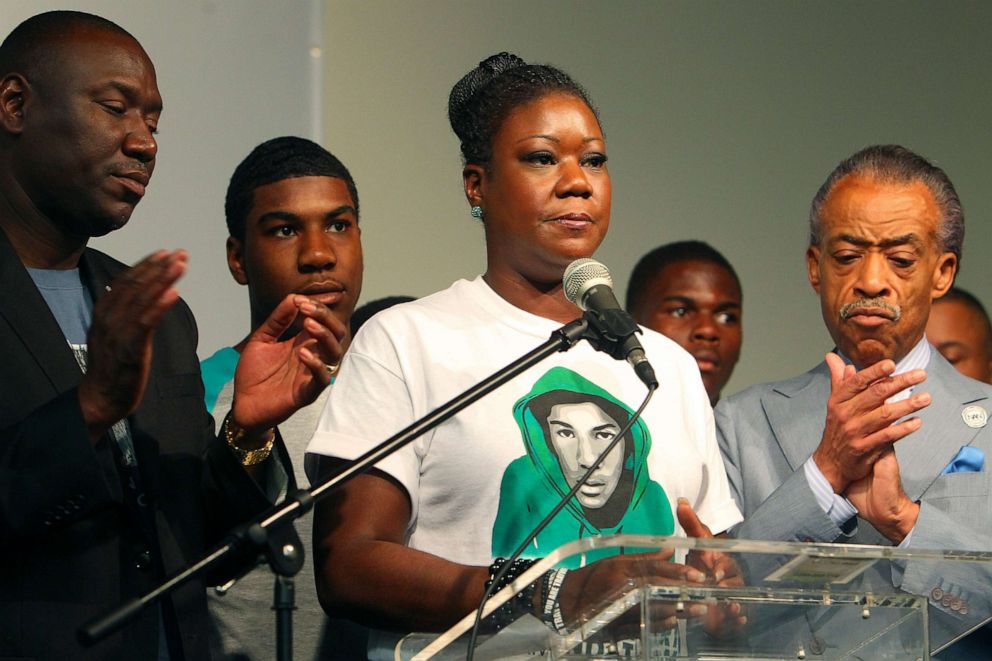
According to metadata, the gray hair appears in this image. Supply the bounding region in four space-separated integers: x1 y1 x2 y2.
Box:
808 145 964 262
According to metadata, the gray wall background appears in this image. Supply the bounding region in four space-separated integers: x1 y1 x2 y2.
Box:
2 0 321 356
3 2 990 398
324 1 992 396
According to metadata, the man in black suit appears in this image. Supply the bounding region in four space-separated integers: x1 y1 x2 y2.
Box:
0 11 347 660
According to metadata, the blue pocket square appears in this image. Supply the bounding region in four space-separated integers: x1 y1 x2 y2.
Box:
941 446 984 475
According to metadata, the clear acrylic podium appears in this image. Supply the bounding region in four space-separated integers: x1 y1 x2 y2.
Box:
397 535 992 660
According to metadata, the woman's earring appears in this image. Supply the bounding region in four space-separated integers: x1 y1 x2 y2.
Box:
470 205 484 220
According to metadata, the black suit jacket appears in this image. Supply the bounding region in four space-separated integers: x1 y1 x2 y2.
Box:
0 228 280 661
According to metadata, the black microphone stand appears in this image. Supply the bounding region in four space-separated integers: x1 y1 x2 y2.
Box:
80 314 617 658
219 503 311 661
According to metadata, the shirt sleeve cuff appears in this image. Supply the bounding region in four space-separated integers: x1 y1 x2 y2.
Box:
897 525 915 548
804 457 858 533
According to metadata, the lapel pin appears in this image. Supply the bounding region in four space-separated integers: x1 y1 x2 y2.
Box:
962 405 988 429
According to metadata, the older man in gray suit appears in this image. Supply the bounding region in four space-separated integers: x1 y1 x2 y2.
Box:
716 145 992 658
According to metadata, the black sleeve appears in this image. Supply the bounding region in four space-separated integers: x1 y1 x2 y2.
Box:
0 388 118 539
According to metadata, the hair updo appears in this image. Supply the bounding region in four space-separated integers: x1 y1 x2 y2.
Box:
447 52 598 167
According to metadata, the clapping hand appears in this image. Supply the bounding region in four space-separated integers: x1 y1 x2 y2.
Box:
231 294 348 433
812 352 929 493
79 250 187 442
845 447 919 543
812 353 926 542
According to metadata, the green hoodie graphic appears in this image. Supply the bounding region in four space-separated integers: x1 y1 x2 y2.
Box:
492 367 674 560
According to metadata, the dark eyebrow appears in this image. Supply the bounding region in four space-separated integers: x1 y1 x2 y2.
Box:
104 80 164 114
834 233 921 249
878 234 922 249
256 211 300 224
715 301 742 311
548 419 572 428
516 134 604 144
660 295 695 305
322 204 357 219
255 205 356 225
519 134 558 144
593 423 619 432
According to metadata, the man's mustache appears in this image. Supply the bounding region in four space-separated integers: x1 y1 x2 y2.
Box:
107 161 150 176
839 297 902 321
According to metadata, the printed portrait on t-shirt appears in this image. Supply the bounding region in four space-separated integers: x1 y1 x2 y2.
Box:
491 366 674 559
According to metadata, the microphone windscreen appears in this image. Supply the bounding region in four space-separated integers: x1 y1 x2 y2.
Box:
563 258 612 310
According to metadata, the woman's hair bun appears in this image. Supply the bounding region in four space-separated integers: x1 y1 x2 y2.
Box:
447 51 595 167
448 52 526 137
477 52 526 80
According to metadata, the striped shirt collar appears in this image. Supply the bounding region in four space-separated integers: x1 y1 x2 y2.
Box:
894 335 932 375
836 335 931 374
837 335 931 401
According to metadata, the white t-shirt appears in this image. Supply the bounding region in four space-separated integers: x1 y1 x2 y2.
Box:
307 276 741 567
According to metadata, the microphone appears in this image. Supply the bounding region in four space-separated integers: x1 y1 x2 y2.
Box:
563 258 658 388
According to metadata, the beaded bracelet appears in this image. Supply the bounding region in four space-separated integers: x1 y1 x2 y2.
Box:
485 557 539 631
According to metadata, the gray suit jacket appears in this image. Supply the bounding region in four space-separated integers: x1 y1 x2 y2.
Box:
715 352 992 657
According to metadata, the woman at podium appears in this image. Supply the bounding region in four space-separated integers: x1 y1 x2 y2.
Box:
306 51 743 660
